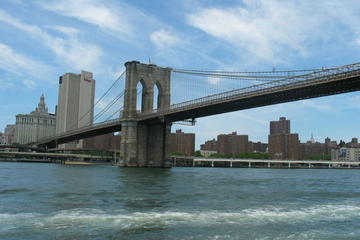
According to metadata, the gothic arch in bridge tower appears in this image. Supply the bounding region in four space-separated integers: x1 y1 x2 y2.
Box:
154 82 162 110
136 79 150 113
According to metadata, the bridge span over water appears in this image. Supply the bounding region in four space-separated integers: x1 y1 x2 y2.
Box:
32 61 360 167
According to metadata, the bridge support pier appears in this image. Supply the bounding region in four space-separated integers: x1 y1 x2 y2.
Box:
119 121 172 167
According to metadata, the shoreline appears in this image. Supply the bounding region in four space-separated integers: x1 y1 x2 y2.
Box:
1 158 359 169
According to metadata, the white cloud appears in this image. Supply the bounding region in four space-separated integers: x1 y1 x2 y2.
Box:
22 79 37 89
187 0 360 64
0 9 103 70
150 29 179 49
0 79 14 89
40 0 133 38
40 0 179 47
0 43 52 79
49 25 80 36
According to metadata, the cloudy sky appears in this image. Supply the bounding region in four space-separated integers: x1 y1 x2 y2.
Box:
0 0 359 148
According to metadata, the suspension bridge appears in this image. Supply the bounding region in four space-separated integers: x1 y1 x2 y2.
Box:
31 61 360 167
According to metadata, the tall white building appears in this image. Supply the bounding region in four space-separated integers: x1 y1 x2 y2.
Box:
15 94 56 144
56 71 95 149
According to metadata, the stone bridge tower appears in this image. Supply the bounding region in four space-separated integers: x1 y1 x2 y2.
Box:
119 61 172 167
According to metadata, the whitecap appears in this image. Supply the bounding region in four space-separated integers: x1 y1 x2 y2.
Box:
1 203 360 232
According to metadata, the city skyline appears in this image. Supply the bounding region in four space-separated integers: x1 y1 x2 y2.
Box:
0 0 359 148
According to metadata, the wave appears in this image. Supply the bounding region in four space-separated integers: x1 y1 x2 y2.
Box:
1 204 360 231
0 188 29 194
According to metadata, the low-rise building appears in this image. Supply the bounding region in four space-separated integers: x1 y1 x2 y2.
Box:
200 150 217 158
331 147 360 161
200 139 218 151
298 141 326 159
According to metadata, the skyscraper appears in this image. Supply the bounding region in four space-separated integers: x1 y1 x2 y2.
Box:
56 71 95 149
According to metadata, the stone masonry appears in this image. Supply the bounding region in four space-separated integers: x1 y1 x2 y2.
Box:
119 61 172 167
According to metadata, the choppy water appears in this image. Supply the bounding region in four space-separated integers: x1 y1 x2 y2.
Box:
0 162 360 240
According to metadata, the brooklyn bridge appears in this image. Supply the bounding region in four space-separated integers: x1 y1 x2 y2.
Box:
31 61 360 167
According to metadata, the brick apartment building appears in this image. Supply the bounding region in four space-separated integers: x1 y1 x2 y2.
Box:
268 117 299 159
217 132 248 156
83 133 121 151
169 129 195 156
269 133 300 159
200 139 218 151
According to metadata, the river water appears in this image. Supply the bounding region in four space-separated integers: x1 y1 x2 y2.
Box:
0 162 360 240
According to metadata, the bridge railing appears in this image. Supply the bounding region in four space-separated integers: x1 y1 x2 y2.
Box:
138 62 360 119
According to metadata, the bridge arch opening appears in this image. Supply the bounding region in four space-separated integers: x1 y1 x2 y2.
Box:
136 79 147 113
153 82 162 110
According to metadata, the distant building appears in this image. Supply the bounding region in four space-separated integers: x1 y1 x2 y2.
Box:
347 138 360 148
270 117 290 135
83 133 121 151
14 94 56 144
0 132 5 145
217 132 248 156
200 150 217 158
331 147 360 161
268 117 299 159
325 137 337 155
298 141 326 159
4 124 15 144
169 129 195 156
269 133 300 159
56 71 95 149
248 141 268 153
200 139 218 151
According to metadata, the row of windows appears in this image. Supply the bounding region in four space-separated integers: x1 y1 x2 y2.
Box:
16 117 55 125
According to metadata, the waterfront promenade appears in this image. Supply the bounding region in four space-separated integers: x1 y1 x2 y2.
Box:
172 156 360 169
0 151 112 164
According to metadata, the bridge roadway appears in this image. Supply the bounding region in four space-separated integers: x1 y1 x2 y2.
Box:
34 62 360 148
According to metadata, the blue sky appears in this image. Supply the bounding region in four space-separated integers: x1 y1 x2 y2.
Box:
0 0 359 148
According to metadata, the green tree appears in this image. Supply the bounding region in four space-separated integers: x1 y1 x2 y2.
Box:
194 150 202 157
